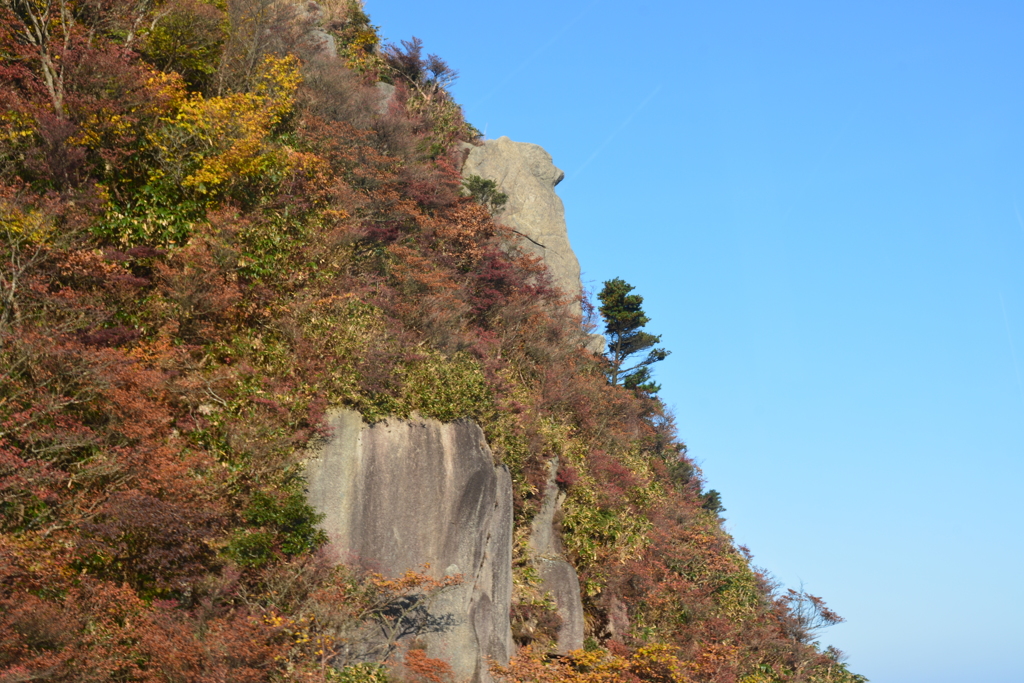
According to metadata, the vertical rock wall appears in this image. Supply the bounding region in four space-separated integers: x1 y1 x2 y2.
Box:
528 458 586 654
459 138 595 655
305 410 514 683
462 137 584 319
303 139 594 681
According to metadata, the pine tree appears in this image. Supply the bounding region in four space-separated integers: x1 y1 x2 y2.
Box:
598 278 670 393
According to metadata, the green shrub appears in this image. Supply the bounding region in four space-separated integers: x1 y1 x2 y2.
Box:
225 529 278 568
403 351 490 422
226 490 327 568
139 0 228 92
97 184 203 247
329 663 391 683
462 174 508 213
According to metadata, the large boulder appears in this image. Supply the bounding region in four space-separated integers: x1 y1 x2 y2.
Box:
462 137 583 318
305 410 514 683
294 2 337 60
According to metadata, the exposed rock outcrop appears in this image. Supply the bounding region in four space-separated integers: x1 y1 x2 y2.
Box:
375 81 397 114
462 137 583 318
305 410 514 683
528 458 586 654
304 140 593 681
295 2 337 60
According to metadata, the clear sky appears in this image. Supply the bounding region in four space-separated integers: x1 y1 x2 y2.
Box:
365 2 1024 681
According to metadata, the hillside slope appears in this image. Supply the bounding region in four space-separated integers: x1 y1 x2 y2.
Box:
0 2 864 682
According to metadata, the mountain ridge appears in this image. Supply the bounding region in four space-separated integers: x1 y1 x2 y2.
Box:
0 2 865 682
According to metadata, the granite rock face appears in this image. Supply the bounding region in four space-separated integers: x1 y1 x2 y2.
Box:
462 137 583 318
375 81 397 114
528 458 586 654
305 410 514 683
294 2 337 60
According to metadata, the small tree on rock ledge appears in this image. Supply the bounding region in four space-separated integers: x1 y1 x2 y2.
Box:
598 278 670 393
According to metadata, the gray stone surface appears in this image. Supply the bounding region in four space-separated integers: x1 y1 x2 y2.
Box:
304 28 337 59
375 82 397 114
462 137 583 318
528 458 585 654
585 333 606 356
295 2 337 60
296 1 326 24
601 595 630 643
536 559 584 652
305 410 513 683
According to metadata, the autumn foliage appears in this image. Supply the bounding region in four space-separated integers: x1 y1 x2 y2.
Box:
0 2 863 682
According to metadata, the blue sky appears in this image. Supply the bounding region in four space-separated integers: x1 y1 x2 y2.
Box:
366 2 1024 681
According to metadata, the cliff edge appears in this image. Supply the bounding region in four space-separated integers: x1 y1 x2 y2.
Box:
462 137 584 319
305 410 514 683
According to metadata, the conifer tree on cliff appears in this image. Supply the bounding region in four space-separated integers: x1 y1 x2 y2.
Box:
598 278 670 393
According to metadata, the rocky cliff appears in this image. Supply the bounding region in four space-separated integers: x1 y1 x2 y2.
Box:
305 410 514 683
0 3 865 681
302 136 597 681
527 457 586 654
462 137 584 319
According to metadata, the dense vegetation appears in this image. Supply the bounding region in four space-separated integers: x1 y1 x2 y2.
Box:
0 1 865 681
